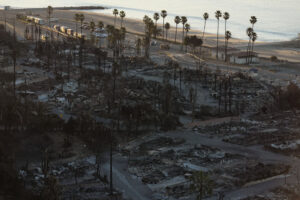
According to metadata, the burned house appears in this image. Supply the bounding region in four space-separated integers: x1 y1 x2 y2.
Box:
210 46 240 61
230 51 259 64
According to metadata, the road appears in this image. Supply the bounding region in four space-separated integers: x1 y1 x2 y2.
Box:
102 153 153 200
165 129 300 200
159 47 299 87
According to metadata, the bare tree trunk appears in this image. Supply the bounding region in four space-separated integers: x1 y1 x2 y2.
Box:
110 129 113 195
216 20 219 59
218 82 222 114
175 24 178 42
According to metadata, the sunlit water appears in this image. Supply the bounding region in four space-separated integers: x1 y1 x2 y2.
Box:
1 0 300 41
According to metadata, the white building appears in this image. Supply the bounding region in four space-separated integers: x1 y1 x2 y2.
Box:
94 30 108 48
230 51 259 64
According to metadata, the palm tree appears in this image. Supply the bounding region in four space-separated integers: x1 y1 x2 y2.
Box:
174 16 181 42
153 13 160 26
184 23 190 36
113 9 119 26
223 12 230 49
202 12 209 40
184 24 191 52
79 14 85 35
250 16 257 29
74 13 80 37
153 12 160 25
136 38 142 56
160 10 167 39
98 21 104 29
153 12 160 38
181 16 187 48
215 10 222 59
97 21 104 47
119 10 126 28
90 21 96 44
165 22 170 40
225 30 231 62
142 15 155 58
247 16 257 62
47 6 53 27
12 22 17 96
246 27 253 64
200 12 209 57
250 32 257 63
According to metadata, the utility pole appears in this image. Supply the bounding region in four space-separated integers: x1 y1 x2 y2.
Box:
110 128 113 195
110 66 117 196
4 10 6 32
13 19 16 96
179 68 182 94
297 167 299 185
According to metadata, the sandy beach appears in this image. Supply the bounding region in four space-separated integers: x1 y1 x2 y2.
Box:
42 9 300 63
2 8 300 63
9 8 250 46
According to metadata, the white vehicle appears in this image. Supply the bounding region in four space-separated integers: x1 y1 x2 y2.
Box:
76 33 86 39
94 32 108 38
41 34 49 41
53 25 60 31
50 18 59 22
60 26 68 33
35 18 45 25
26 16 37 23
95 27 105 32
67 29 74 36
26 16 45 25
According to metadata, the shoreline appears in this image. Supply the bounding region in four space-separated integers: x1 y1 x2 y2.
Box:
63 9 251 46
0 7 268 45
62 9 300 62
5 7 298 44
2 7 300 62
9 6 106 10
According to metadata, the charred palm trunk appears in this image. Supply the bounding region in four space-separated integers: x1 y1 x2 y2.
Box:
216 20 220 59
228 78 232 113
181 25 185 50
13 22 16 96
110 128 113 195
224 20 227 61
179 68 182 94
250 40 255 64
246 38 251 64
200 20 207 58
224 80 228 113
218 81 222 114
175 24 178 42
13 51 16 96
162 18 165 39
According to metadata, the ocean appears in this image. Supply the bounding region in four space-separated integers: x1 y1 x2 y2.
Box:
1 0 300 42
